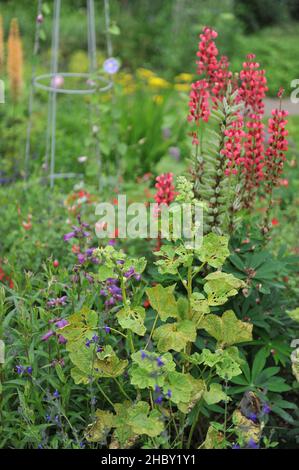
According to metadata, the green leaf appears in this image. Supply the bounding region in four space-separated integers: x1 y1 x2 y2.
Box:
109 22 121 35
63 307 98 344
127 402 164 437
153 320 196 352
201 310 253 347
251 348 268 382
97 265 116 282
145 284 178 320
196 233 230 268
203 272 245 306
116 306 146 336
130 351 175 389
164 371 193 405
203 383 229 405
123 257 147 275
175 374 205 413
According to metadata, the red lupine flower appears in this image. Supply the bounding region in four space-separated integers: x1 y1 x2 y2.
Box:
221 113 246 175
187 79 210 125
154 173 176 206
264 109 289 191
238 54 268 115
243 113 265 192
196 27 231 100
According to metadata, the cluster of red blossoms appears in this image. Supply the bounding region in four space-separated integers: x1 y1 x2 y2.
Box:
196 27 231 100
154 173 176 206
188 26 289 193
0 264 14 289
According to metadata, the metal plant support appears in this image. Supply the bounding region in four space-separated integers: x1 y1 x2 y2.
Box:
25 0 112 187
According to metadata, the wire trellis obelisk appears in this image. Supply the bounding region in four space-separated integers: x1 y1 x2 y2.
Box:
25 0 112 187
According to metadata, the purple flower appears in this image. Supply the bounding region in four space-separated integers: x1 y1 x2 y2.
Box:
45 414 51 422
154 395 163 405
248 412 258 423
141 350 147 360
247 438 259 449
86 248 96 257
103 57 120 75
134 273 141 281
58 335 67 344
166 389 172 398
124 267 135 278
16 365 24 375
85 339 91 348
104 326 111 334
169 146 181 160
232 443 240 449
27 366 33 375
63 231 76 241
55 319 69 329
108 239 116 246
77 253 86 264
154 385 161 393
100 289 107 296
36 14 44 24
47 296 67 308
156 357 164 367
262 404 271 415
53 390 60 398
97 346 103 353
42 330 55 341
92 335 99 342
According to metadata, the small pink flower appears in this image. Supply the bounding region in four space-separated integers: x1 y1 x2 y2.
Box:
51 75 64 89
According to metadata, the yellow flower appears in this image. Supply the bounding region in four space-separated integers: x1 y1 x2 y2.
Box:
136 67 155 80
174 83 190 92
175 73 194 82
153 95 164 105
147 76 170 89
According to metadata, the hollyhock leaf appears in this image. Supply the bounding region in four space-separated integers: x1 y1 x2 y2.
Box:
113 403 136 446
145 284 178 321
85 409 114 442
70 367 90 385
203 383 229 405
116 306 146 336
200 310 253 347
127 401 164 437
287 307 299 323
175 374 205 413
203 272 245 306
232 410 261 443
204 425 226 449
190 292 210 326
63 307 98 344
97 265 116 282
163 371 192 405
94 345 128 378
123 257 147 275
130 351 175 389
153 320 196 352
154 245 181 275
196 233 229 268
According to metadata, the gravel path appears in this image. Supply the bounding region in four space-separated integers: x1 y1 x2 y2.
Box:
264 98 299 116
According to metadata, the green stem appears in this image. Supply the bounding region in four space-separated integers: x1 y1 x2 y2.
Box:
114 378 132 402
187 403 201 449
97 382 115 409
145 313 159 350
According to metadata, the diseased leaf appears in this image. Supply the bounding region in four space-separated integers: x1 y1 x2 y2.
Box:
153 320 196 352
190 292 210 326
97 265 116 282
176 374 205 413
201 310 253 347
85 410 114 442
204 272 245 306
130 351 175 389
116 306 146 336
127 401 164 437
196 233 230 268
146 284 178 321
232 410 261 444
204 425 225 449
